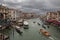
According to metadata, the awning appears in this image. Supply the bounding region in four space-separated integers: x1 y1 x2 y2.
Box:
46 20 56 23
53 21 60 25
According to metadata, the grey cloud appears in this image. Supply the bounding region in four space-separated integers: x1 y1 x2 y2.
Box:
0 0 60 14
1 0 60 9
0 0 4 3
46 0 60 8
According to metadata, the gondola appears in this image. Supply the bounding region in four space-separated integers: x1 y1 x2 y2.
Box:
17 19 24 26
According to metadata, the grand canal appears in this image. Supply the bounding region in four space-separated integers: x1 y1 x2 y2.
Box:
1 18 60 40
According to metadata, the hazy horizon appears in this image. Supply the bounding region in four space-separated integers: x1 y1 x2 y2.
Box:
0 0 60 14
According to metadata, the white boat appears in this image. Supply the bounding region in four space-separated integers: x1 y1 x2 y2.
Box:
23 21 29 26
23 21 29 29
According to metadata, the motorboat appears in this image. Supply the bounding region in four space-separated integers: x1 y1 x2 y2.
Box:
0 33 9 40
15 26 23 35
39 29 51 37
23 21 29 29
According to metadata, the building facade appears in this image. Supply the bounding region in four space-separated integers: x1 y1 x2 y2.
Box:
20 12 38 19
46 11 60 21
0 5 17 21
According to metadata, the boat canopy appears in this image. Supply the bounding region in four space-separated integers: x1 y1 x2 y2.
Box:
46 19 56 23
53 21 60 25
23 21 28 25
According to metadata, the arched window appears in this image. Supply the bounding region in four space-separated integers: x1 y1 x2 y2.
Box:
0 13 3 19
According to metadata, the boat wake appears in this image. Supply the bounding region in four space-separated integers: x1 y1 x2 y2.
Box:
49 37 55 40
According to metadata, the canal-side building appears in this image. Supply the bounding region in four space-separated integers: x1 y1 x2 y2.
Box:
56 11 60 21
0 5 9 19
39 14 47 21
20 12 38 19
46 12 60 21
0 4 18 21
8 9 16 21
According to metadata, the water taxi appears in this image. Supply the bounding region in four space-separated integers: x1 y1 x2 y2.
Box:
39 29 51 37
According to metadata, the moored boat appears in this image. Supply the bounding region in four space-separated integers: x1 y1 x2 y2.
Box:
0 33 9 40
17 19 24 26
0 25 7 30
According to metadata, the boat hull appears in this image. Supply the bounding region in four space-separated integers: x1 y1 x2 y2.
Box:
39 29 51 37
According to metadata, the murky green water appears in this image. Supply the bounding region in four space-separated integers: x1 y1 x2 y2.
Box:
1 18 60 40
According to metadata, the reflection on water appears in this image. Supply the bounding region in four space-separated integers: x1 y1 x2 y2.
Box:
1 18 60 40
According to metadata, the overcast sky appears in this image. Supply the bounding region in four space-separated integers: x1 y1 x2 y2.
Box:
0 0 60 14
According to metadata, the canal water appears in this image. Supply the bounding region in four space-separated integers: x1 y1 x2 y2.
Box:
1 18 60 40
